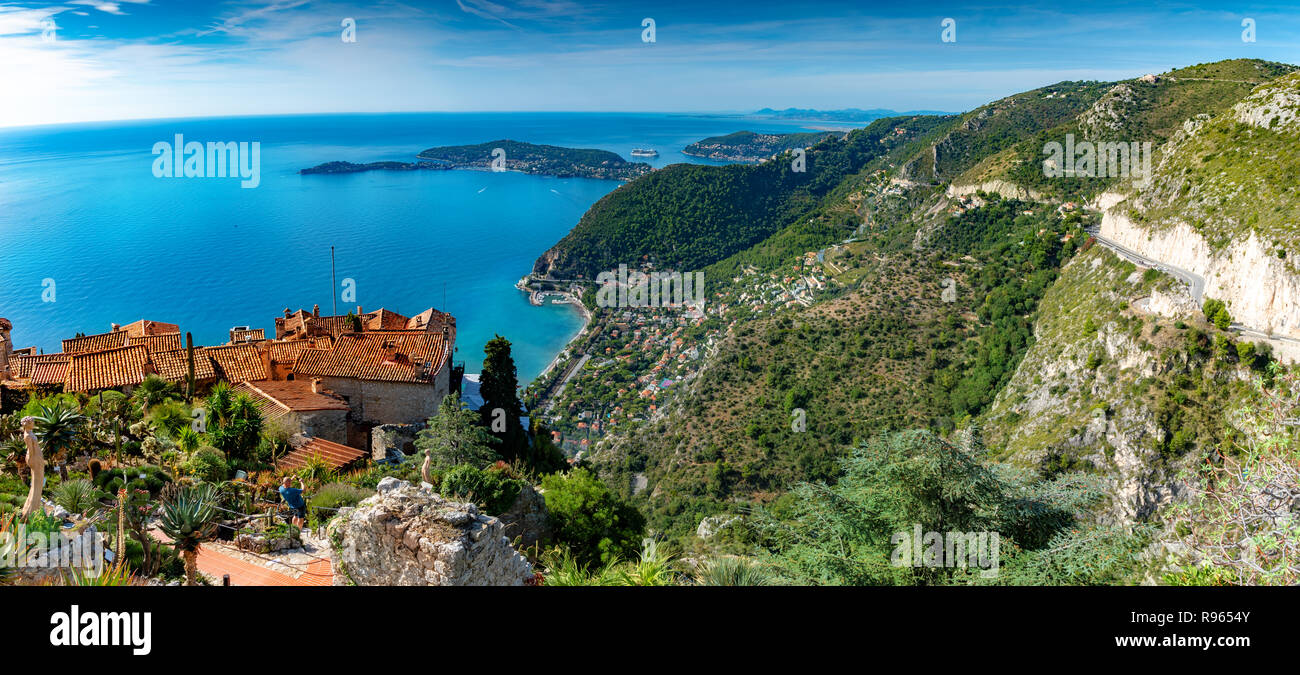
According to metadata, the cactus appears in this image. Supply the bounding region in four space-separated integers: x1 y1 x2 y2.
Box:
115 487 127 573
185 332 196 400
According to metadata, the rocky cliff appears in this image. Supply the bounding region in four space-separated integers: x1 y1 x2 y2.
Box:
328 478 534 586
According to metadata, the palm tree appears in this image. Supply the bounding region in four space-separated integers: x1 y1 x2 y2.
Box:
205 382 234 428
132 375 177 412
33 401 86 481
158 483 222 586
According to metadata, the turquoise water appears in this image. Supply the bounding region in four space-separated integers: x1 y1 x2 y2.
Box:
0 112 818 382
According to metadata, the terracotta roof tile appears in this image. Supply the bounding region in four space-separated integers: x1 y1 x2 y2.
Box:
203 343 268 384
12 353 68 378
29 360 70 386
127 332 182 354
62 331 128 354
267 340 315 365
118 320 180 338
365 308 410 330
277 437 367 471
236 380 349 419
66 345 150 391
293 330 447 384
230 328 265 343
151 348 217 382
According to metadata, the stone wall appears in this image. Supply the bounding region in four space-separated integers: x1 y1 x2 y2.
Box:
371 423 420 461
321 364 449 428
327 478 533 586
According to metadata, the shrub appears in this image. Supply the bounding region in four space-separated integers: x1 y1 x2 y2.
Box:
541 468 645 566
183 447 229 483
307 482 373 529
439 464 524 515
94 464 172 497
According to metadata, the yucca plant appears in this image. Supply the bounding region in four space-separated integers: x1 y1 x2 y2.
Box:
33 401 85 476
58 564 137 586
540 547 624 586
133 375 178 412
693 556 773 586
51 479 104 516
158 483 222 586
615 538 680 586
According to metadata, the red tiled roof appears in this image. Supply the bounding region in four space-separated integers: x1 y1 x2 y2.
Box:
65 345 151 391
267 340 316 365
63 331 128 354
12 353 68 378
364 308 410 330
203 343 267 384
127 332 182 354
230 328 265 343
277 437 367 471
118 320 180 338
236 380 349 415
151 348 217 382
293 330 447 384
29 360 70 386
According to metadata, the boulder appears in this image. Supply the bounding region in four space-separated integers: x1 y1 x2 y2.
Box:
327 478 533 586
497 485 550 550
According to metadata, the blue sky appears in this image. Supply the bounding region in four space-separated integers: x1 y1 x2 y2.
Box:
1 0 1298 127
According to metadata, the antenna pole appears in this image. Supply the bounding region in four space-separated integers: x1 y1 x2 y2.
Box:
331 246 337 316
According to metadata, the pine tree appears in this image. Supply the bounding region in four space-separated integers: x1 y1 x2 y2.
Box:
478 335 529 463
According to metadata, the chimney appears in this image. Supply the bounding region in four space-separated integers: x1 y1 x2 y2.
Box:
311 377 323 394
312 304 320 318
283 308 291 319
110 323 120 332
356 305 362 316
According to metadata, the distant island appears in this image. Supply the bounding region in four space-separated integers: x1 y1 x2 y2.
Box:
301 139 653 181
753 107 954 122
683 130 845 162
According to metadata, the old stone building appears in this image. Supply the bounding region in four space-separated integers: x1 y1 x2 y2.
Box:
293 329 453 448
235 379 350 444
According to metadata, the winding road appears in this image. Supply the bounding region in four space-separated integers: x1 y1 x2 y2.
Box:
1085 227 1300 350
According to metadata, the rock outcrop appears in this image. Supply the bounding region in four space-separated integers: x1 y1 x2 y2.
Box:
497 485 550 550
327 477 533 586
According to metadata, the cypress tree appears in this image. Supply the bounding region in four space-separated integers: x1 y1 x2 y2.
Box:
479 335 528 463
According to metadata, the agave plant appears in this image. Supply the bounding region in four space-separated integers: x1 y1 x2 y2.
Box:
540 547 625 586
693 556 773 586
157 483 223 586
51 479 104 516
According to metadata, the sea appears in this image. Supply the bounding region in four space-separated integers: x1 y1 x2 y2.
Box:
0 112 828 383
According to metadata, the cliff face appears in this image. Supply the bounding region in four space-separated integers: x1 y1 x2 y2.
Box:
983 247 1200 524
1094 72 1300 345
1100 205 1300 340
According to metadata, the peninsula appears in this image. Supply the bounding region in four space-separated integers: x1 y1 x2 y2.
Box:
301 139 653 181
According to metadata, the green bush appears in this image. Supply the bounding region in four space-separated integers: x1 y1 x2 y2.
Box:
307 482 373 529
51 479 103 515
439 464 524 515
182 447 229 483
94 464 172 497
541 468 645 566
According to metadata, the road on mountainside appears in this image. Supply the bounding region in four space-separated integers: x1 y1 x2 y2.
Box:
1085 227 1205 303
1086 228 1300 350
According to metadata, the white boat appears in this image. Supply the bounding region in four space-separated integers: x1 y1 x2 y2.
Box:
630 148 658 157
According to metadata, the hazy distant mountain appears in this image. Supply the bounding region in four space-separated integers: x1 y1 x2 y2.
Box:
753 107 955 122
